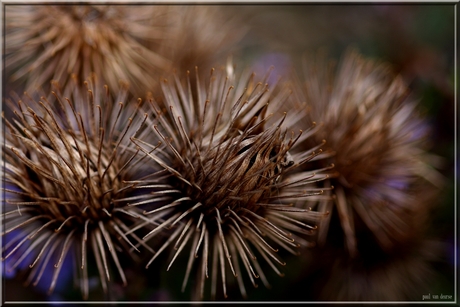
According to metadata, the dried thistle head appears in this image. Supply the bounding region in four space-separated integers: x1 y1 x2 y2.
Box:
5 5 172 97
289 49 444 256
2 74 157 299
129 65 331 300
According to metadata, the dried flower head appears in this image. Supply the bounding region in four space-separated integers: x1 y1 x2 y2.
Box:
5 5 172 97
289 50 443 256
2 74 156 299
129 65 332 300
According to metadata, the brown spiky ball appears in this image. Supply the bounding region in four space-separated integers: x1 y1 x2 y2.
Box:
5 5 172 97
2 74 157 299
129 64 333 300
289 50 443 256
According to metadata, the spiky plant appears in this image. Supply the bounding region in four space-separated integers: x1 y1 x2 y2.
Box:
288 50 444 256
2 74 158 299
128 64 333 300
4 4 172 97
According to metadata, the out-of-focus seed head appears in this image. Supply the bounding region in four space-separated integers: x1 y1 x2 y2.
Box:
289 50 444 256
5 5 172 97
2 74 157 299
161 6 248 74
130 65 332 299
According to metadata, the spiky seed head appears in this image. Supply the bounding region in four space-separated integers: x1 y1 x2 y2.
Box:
2 74 156 299
131 65 331 299
5 5 172 97
289 49 444 256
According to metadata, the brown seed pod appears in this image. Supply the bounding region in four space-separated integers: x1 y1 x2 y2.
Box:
288 49 444 256
4 5 172 97
128 64 332 299
2 74 158 299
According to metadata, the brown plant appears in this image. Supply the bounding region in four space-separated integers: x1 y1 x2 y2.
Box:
2 74 157 299
4 5 172 97
288 49 444 256
128 65 332 299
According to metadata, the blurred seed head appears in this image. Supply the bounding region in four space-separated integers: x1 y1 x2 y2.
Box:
288 49 444 256
2 74 157 299
5 5 172 97
161 6 248 74
130 65 331 299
